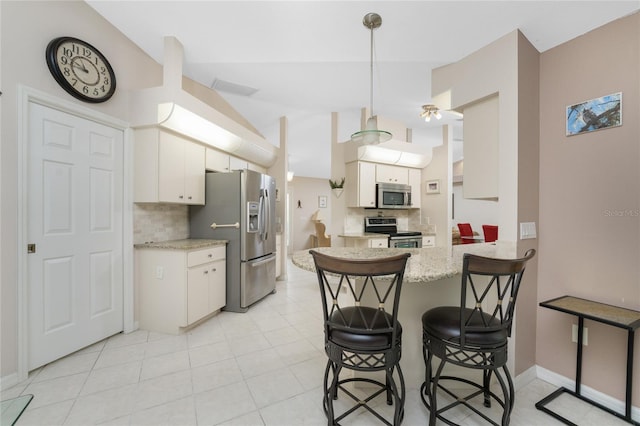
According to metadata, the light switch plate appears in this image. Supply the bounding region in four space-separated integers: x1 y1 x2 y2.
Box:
520 222 537 239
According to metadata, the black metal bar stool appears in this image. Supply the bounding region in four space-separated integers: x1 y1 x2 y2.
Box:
310 250 411 426
420 249 536 426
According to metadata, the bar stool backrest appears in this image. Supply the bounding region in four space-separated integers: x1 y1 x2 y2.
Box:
459 249 536 346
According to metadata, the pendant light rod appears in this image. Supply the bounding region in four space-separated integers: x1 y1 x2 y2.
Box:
363 12 381 118
350 12 391 144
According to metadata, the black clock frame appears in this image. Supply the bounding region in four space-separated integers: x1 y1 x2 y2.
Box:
45 36 116 103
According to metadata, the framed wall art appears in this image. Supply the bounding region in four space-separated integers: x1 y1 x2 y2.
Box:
566 92 622 136
426 179 440 194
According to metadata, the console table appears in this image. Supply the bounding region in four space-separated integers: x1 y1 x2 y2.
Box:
536 295 640 425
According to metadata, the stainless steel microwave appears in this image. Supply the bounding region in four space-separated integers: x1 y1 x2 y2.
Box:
376 183 412 209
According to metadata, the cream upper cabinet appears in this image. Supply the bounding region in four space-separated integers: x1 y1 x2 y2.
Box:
206 149 265 174
346 161 376 208
206 148 230 172
247 162 267 174
463 95 499 199
376 164 409 185
408 168 421 209
229 156 248 171
135 128 205 204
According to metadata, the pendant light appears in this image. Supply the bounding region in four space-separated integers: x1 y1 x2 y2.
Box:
350 13 392 145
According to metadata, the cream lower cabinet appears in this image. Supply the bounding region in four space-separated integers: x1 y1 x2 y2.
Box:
137 245 226 334
344 237 388 248
422 236 435 247
368 238 388 248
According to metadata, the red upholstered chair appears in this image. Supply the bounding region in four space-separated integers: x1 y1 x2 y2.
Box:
457 223 474 244
482 225 499 243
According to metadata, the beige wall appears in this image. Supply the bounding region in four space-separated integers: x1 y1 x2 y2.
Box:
537 12 639 403
431 30 540 376
289 177 332 251
422 125 453 248
0 1 283 382
0 0 163 380
514 31 541 374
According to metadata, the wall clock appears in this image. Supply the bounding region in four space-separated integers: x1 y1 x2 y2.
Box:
45 36 116 103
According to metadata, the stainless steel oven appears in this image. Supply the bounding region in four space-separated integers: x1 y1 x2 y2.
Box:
364 216 422 248
389 235 422 248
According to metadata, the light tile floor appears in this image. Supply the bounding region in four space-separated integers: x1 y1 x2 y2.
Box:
2 259 633 425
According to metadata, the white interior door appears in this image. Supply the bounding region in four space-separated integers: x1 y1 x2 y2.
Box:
27 102 124 370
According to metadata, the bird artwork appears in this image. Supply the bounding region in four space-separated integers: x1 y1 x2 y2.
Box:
567 92 622 136
577 108 599 129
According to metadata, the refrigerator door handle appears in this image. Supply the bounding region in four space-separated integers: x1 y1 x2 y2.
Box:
258 191 265 240
263 189 270 241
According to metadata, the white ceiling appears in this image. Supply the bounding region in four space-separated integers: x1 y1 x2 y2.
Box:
86 1 639 178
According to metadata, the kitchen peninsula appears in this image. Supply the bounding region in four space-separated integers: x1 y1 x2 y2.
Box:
291 243 513 388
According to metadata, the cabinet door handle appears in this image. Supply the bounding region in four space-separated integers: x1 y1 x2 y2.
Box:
188 196 192 200
179 195 184 199
211 268 217 272
208 254 213 258
203 270 209 274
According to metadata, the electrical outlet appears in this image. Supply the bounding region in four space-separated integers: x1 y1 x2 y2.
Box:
520 222 537 239
571 324 588 345
156 266 164 279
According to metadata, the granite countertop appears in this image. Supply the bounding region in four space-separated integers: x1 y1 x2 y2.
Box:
134 239 228 250
338 232 389 239
292 243 502 283
339 232 437 239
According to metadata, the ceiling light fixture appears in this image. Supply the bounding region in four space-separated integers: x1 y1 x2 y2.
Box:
420 104 442 122
350 13 392 145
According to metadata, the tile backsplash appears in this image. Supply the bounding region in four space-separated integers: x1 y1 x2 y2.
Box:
133 204 189 244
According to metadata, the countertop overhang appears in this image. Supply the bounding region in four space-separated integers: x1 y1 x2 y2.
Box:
134 239 228 250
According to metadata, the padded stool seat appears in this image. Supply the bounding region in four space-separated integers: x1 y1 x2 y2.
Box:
330 306 402 351
422 307 507 348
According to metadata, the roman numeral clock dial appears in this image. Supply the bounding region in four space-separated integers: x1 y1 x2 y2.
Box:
46 36 116 103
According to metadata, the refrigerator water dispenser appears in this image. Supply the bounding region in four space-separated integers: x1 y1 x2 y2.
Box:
247 201 259 233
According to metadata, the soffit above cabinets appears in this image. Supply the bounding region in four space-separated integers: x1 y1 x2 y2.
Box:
129 36 277 167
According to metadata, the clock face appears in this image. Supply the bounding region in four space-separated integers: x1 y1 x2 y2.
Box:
46 37 116 103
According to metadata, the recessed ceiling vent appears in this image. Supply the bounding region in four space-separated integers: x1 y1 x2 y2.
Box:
211 78 259 97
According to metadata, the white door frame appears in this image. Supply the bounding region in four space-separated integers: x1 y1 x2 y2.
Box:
16 85 134 383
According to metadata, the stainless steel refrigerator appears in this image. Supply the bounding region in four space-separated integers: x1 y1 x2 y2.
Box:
190 169 276 313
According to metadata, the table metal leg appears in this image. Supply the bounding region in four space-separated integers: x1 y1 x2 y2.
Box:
626 330 634 420
576 317 584 395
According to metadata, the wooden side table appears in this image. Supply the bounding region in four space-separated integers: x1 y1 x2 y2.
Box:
536 295 640 425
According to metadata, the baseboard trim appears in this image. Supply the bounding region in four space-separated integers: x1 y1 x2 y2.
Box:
0 372 19 391
535 365 640 422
